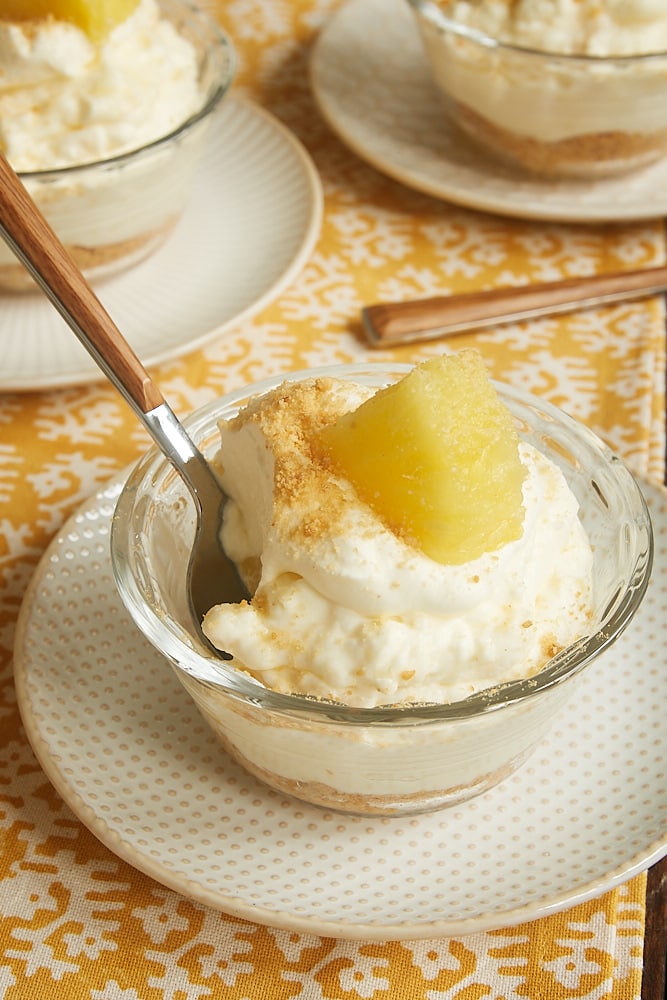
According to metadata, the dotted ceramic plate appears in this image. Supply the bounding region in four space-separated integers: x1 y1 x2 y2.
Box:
310 0 667 223
0 97 322 392
13 475 667 940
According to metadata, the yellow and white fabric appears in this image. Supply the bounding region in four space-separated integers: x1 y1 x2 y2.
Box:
0 1 664 997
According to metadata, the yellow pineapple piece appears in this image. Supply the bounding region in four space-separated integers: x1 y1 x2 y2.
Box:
317 351 527 565
0 0 140 41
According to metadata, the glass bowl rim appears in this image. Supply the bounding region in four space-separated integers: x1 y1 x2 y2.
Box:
16 0 236 182
111 362 654 728
406 0 667 65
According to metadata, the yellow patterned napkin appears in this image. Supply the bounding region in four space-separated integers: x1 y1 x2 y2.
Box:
0 1 664 998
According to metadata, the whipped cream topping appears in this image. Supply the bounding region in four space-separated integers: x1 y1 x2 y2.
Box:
443 0 667 55
0 0 201 171
202 376 594 709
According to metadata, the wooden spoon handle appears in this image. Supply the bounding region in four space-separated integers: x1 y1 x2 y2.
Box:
0 154 163 413
362 265 667 346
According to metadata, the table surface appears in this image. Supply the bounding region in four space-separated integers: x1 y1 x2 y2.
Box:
643 855 667 999
1 1 667 998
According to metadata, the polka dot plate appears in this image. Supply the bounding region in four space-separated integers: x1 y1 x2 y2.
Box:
13 475 667 940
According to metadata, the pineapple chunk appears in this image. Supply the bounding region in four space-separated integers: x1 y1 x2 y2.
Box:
317 351 527 565
0 0 140 41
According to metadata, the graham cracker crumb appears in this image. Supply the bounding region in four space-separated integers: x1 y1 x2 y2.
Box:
225 376 372 554
454 99 667 177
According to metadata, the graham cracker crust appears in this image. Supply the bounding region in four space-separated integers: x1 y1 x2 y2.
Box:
455 100 667 177
212 726 524 816
0 218 177 292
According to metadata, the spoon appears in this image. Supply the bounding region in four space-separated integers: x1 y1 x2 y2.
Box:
0 154 247 654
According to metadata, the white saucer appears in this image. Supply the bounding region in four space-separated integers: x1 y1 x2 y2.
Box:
310 0 667 223
0 97 322 392
13 474 667 940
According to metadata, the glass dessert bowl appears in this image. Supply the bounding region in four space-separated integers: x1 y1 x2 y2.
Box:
406 0 667 178
110 363 653 816
0 0 235 291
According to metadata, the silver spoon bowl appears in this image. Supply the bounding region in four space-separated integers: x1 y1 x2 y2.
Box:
0 154 247 653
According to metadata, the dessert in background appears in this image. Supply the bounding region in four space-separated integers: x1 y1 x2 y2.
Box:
0 0 200 172
202 352 594 708
408 0 667 176
0 0 234 289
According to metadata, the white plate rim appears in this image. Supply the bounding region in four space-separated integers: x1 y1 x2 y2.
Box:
12 473 667 941
0 96 322 393
310 0 667 223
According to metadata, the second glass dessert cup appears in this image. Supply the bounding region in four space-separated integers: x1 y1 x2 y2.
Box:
110 364 653 816
406 0 667 178
0 0 236 291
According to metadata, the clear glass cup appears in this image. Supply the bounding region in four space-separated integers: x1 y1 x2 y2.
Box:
0 0 236 291
111 364 653 815
407 0 667 178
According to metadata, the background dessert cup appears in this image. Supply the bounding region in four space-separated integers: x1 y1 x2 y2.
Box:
406 0 667 178
0 0 235 291
110 364 653 816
